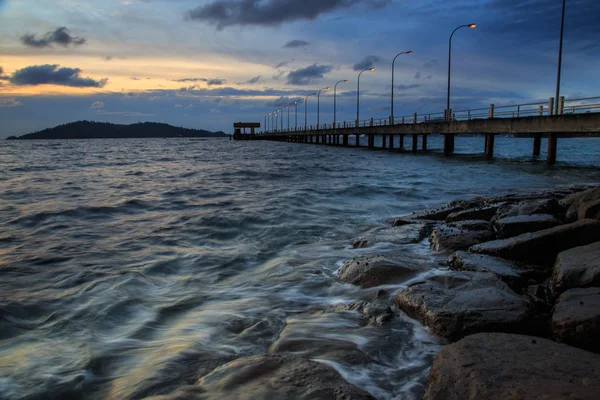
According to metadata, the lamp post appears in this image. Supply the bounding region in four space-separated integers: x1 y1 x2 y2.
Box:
271 112 275 132
287 103 291 131
294 100 299 130
280 107 284 132
304 93 317 129
391 50 412 123
317 87 330 129
555 0 566 115
356 68 375 127
447 23 476 120
334 80 348 129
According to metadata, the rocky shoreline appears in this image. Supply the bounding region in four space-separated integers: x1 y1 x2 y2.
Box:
336 184 600 399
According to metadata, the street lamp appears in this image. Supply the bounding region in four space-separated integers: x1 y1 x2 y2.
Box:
294 100 299 130
317 87 330 129
555 0 566 115
304 93 317 129
391 50 413 123
447 23 476 120
279 107 284 131
357 68 375 127
287 103 291 131
334 80 348 129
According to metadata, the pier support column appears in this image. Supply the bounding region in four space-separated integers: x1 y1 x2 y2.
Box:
444 135 455 156
389 135 394 150
412 134 418 152
547 133 557 165
356 134 360 147
485 134 495 159
399 134 405 150
382 135 387 149
533 134 542 156
422 134 427 151
368 134 374 149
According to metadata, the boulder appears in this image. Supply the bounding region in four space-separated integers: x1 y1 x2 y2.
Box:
333 300 394 326
494 214 559 238
338 255 420 288
494 198 563 220
149 354 375 400
446 219 490 231
353 223 431 248
446 205 500 223
577 198 600 221
429 225 494 252
393 272 533 341
447 251 536 291
470 219 600 266
561 186 600 221
404 205 468 221
552 288 600 353
551 241 600 296
424 333 600 400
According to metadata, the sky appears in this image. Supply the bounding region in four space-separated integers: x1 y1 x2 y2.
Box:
0 0 599 137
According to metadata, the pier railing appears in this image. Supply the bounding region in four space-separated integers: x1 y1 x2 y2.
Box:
265 96 600 133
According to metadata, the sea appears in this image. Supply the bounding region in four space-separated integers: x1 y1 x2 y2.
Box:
0 136 599 400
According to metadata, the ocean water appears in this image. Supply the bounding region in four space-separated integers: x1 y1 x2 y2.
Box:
0 137 598 400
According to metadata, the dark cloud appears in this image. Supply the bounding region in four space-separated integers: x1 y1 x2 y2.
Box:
186 0 390 29
21 27 86 48
9 65 107 88
286 64 333 85
353 55 380 71
245 76 261 84
414 72 421 79
265 96 296 108
396 84 421 90
283 39 309 48
275 60 293 69
173 77 225 85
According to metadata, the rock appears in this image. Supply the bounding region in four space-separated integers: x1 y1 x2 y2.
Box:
424 333 600 400
470 219 600 266
551 241 600 296
393 272 533 341
150 354 375 400
446 205 500 223
333 301 394 325
352 223 432 248
494 214 559 238
552 288 600 353
562 186 600 221
494 198 563 220
406 206 466 221
338 255 420 288
577 198 600 221
447 251 536 291
429 225 494 252
447 219 490 231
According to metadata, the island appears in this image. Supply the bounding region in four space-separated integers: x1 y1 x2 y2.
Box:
5 121 229 140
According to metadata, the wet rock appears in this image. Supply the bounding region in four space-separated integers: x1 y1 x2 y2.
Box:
562 186 600 221
393 271 533 341
338 255 420 288
333 301 394 326
149 354 375 400
424 332 600 400
429 225 494 252
552 288 600 353
551 241 600 296
470 219 600 266
494 198 563 220
406 206 466 221
446 219 490 231
446 205 500 223
494 214 559 238
447 251 536 291
352 223 432 248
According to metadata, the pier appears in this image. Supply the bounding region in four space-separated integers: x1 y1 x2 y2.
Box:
234 97 600 164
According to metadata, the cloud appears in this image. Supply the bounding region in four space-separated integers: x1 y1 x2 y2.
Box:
21 27 86 48
175 104 184 108
9 65 108 88
396 84 421 90
91 101 105 109
96 111 156 117
353 55 380 71
186 0 390 29
414 72 421 79
243 75 261 84
0 98 23 108
275 60 293 69
173 77 225 85
283 39 309 48
286 64 333 85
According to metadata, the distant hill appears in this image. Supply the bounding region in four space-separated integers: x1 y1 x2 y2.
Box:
6 121 229 140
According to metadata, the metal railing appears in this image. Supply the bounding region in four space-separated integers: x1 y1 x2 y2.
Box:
260 96 600 134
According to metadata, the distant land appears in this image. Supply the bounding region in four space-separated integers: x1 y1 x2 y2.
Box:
5 121 229 140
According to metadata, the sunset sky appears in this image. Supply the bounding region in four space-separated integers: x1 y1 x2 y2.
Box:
0 0 599 137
